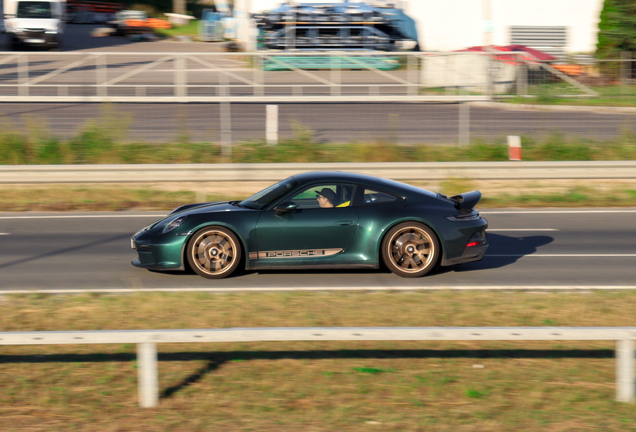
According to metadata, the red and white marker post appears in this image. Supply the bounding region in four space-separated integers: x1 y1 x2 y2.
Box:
507 135 522 160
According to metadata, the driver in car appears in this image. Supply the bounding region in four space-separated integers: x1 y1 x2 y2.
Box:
316 188 337 208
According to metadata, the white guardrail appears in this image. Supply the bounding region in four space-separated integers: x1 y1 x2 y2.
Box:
1 327 634 407
1 161 636 184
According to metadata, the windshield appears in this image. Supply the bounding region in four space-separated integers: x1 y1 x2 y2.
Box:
239 177 299 210
17 1 52 18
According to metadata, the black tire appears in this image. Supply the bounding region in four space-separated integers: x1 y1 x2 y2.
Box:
186 226 242 279
381 222 440 278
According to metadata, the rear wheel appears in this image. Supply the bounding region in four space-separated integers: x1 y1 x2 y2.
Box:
187 226 242 279
381 222 440 278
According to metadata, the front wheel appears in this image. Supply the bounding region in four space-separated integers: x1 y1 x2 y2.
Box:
187 226 242 279
381 222 440 278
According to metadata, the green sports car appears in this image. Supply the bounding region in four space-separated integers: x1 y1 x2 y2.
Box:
131 171 488 279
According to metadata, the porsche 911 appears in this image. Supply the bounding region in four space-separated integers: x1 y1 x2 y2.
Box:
131 171 488 279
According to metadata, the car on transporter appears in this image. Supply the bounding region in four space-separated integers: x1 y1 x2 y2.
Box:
131 171 489 279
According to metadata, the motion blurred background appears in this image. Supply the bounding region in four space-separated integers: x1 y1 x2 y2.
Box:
1 0 635 211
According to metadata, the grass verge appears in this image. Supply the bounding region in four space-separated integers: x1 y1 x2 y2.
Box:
2 110 636 164
1 290 636 431
502 83 636 107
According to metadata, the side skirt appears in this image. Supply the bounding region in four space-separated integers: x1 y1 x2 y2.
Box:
245 263 379 271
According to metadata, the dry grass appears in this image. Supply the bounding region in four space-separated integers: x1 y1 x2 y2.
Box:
1 291 636 431
1 179 634 211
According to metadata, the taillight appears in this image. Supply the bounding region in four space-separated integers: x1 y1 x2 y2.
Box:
466 241 480 247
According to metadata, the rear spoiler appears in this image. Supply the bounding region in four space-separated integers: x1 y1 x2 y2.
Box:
449 190 482 211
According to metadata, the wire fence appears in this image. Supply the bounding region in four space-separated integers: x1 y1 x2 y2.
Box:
1 101 634 146
0 52 635 146
0 51 602 101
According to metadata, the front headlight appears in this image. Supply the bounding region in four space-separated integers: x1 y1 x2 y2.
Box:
162 215 187 234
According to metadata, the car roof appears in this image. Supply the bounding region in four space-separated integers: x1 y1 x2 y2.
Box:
292 171 438 198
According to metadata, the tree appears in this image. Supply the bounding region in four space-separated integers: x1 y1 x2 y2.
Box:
597 0 636 59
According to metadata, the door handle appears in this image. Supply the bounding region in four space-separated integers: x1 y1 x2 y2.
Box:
336 220 354 226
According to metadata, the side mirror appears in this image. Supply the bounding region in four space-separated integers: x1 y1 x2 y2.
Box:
274 202 297 214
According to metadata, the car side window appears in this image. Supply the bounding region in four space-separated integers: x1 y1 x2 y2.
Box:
361 189 400 205
290 183 356 209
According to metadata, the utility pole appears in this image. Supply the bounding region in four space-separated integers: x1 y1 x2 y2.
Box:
173 0 186 15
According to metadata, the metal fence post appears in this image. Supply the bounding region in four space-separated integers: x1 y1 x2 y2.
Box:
331 53 341 96
137 342 158 408
486 53 494 99
219 71 232 158
407 54 417 96
621 52 632 97
218 70 232 159
616 339 635 402
266 104 278 145
175 55 187 101
96 54 107 97
517 56 527 97
220 102 232 158
254 54 264 96
445 54 451 95
18 54 28 97
459 102 470 147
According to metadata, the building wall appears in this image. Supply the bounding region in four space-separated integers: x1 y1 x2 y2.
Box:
249 0 605 53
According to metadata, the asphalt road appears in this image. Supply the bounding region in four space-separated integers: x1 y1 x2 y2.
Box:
1 209 635 291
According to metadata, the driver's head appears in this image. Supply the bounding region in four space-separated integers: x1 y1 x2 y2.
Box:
315 188 337 208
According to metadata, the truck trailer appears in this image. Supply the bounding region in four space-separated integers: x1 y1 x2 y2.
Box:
252 1 418 51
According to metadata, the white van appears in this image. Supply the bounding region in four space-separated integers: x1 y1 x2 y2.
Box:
3 0 65 49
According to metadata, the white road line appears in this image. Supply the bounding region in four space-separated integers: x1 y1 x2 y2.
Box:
2 286 636 294
487 229 559 232
0 233 9 235
0 215 165 219
487 254 636 257
482 210 636 214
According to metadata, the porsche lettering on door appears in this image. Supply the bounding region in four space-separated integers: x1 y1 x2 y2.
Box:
257 248 342 259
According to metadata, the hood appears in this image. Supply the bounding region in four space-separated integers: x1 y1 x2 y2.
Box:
167 201 256 217
167 201 226 216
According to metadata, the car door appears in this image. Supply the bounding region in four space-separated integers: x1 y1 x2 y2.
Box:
255 183 359 261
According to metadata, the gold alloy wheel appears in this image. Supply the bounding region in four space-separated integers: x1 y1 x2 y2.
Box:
382 222 439 277
188 227 241 278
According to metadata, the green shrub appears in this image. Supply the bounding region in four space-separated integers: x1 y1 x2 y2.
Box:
68 125 115 164
37 138 68 164
523 133 593 161
0 132 30 164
